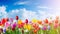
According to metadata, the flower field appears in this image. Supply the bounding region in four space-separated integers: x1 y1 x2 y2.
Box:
0 16 60 34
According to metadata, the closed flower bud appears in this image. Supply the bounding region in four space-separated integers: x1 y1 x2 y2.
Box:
16 16 19 20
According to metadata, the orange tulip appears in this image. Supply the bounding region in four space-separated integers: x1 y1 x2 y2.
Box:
38 20 42 24
33 29 37 33
18 20 22 24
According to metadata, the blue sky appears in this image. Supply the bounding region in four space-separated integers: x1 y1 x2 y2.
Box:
0 0 60 20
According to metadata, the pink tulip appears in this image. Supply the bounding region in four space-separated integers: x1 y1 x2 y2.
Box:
10 18 13 22
54 23 59 29
5 22 10 28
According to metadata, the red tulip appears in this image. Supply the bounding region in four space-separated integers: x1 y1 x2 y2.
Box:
44 19 48 24
18 23 24 28
33 24 39 29
33 24 36 28
18 24 22 28
0 21 2 26
12 27 15 31
1 18 6 25
37 27 40 30
16 16 19 20
5 18 9 22
25 19 28 24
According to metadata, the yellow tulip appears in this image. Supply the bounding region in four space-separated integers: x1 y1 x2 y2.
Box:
24 24 31 30
27 24 31 30
32 18 38 23
18 20 22 24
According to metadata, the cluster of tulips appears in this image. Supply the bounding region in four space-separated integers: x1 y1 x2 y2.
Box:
0 16 60 34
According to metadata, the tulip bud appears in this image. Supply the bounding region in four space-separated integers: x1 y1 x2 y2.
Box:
44 19 48 24
10 18 13 22
16 16 19 20
0 21 2 26
25 19 28 24
5 18 9 22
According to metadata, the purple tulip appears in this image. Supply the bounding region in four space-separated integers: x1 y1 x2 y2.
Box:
3 27 6 33
42 26 47 30
12 23 17 28
10 18 13 22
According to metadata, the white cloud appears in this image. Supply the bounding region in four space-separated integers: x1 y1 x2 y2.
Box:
0 6 8 18
36 5 60 19
7 8 60 20
37 6 52 9
0 6 60 20
22 8 38 20
8 8 39 20
14 1 28 5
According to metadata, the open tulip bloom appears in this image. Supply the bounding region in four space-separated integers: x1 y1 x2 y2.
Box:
0 16 60 34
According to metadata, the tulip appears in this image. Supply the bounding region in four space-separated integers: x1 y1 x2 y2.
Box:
54 23 59 29
33 24 39 29
5 18 9 22
5 22 10 28
25 19 28 24
42 26 47 30
16 16 19 20
37 20 42 24
0 21 2 26
44 19 48 24
55 19 58 23
1 18 6 25
32 18 38 23
12 23 17 28
24 24 31 31
42 26 47 34
33 29 37 34
18 20 22 24
3 27 6 33
10 18 13 22
18 24 22 28
12 27 15 31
